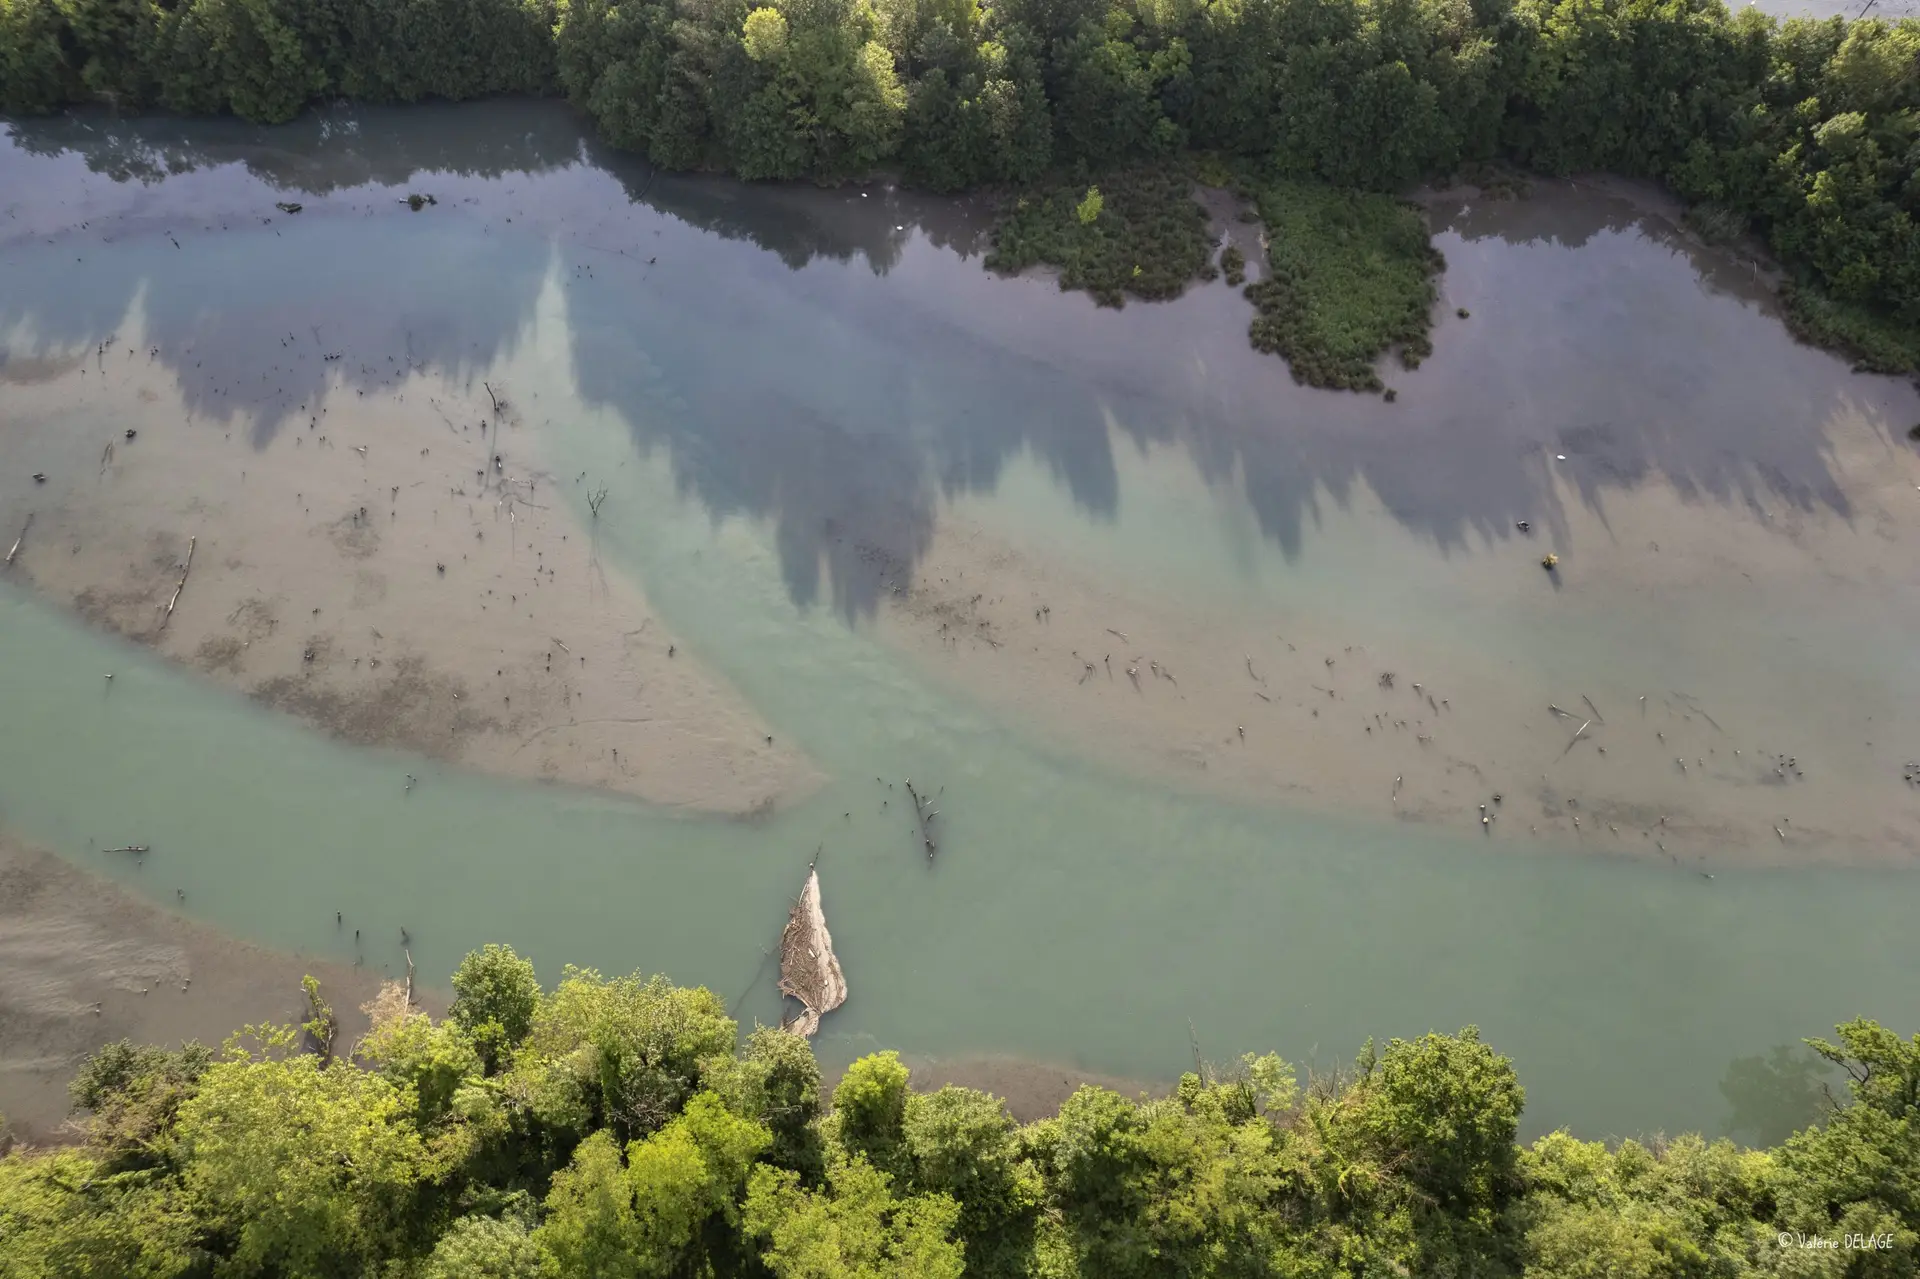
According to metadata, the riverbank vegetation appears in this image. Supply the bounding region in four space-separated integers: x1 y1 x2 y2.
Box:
983 164 1213 307
2 1 1918 383
1245 181 1445 392
0 945 1915 1277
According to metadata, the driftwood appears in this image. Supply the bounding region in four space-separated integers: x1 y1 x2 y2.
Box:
162 536 195 626
4 513 29 566
905 779 938 860
1671 690 1724 733
105 844 149 854
777 868 846 1037
404 948 415 1007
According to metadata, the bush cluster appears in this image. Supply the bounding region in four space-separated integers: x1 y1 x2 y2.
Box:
1245 180 1445 392
984 164 1212 307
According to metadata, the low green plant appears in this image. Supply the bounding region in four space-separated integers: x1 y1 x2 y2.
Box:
1243 180 1443 392
1781 283 1920 376
1220 243 1245 286
986 164 1212 308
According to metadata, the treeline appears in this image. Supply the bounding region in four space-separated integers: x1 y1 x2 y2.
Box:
2 0 1918 363
0 945 1916 1278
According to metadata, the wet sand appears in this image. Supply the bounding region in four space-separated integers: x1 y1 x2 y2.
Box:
1 336 822 815
0 829 392 1144
866 1054 1165 1124
872 405 1920 869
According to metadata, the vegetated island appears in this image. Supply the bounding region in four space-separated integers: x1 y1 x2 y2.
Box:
0 942 1914 1277
3 0 1917 391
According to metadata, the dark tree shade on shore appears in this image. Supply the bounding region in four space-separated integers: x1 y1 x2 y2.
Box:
1 947 1916 1277
3 0 1920 369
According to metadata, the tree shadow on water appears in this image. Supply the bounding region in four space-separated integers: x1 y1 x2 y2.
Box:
2 105 1904 619
1719 1043 1832 1148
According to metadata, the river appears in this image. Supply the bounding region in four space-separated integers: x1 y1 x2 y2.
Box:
2 100 1917 1144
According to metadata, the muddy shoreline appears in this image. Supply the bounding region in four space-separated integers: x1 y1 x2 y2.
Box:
1 347 821 815
0 829 393 1144
871 447 1920 868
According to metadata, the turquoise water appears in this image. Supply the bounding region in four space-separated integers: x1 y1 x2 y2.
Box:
11 580 1915 1142
3 103 1918 1141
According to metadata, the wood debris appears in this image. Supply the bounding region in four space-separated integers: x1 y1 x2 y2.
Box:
4 513 29 567
162 535 195 626
777 868 846 1037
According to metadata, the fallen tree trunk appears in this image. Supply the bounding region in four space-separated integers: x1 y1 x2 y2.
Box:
161 535 195 628
777 868 846 1037
905 779 937 860
5 513 30 567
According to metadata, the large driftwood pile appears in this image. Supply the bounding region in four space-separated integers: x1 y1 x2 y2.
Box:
778 868 847 1037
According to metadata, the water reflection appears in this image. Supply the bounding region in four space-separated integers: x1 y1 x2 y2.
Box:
1719 1043 1833 1147
3 101 1909 618
5 103 1920 1142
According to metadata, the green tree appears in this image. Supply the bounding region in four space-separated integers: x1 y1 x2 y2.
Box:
353 1002 485 1127
65 1038 211 1170
0 0 84 112
1048 19 1172 168
903 1086 1039 1275
534 1128 644 1276
902 37 1052 190
175 1027 435 1277
705 1024 826 1175
0 1148 198 1279
1806 1018 1920 1119
830 1051 912 1176
510 966 737 1144
743 1153 966 1279
420 1213 548 1279
1345 1027 1524 1217
1764 1018 1920 1273
626 1092 773 1272
1516 1130 1772 1279
156 0 330 123
722 0 906 180
743 5 788 59
51 0 163 108
450 943 543 1073
533 1094 774 1276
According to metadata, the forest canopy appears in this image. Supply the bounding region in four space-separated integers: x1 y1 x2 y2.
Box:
0 946 1915 1277
3 0 1918 371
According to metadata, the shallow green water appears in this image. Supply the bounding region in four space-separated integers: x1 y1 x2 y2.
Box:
12 577 1916 1143
3 103 1919 1141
